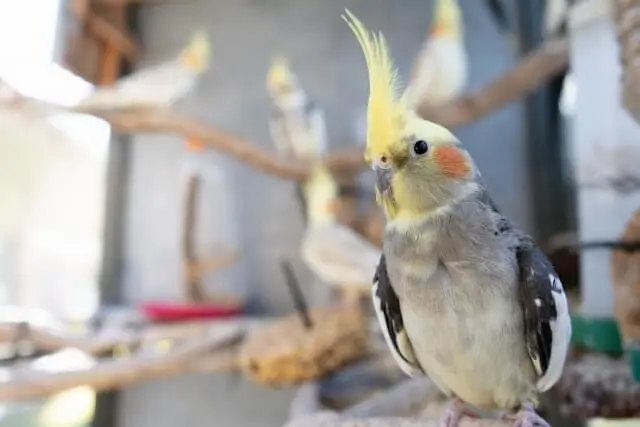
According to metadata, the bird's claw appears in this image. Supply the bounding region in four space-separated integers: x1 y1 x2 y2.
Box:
502 402 550 427
439 398 476 427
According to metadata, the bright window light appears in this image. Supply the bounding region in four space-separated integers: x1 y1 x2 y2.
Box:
0 0 110 159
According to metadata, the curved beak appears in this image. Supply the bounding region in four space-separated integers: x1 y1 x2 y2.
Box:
373 162 394 196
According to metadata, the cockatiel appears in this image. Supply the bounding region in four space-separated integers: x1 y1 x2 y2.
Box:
300 163 381 301
75 30 210 111
266 55 328 160
343 10 571 427
405 0 468 109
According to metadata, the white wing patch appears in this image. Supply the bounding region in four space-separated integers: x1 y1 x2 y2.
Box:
371 281 423 378
536 273 572 392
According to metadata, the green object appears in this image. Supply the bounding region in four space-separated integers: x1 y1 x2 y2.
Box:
626 345 640 382
570 313 624 356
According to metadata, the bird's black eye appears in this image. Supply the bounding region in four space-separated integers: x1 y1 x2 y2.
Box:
413 140 429 155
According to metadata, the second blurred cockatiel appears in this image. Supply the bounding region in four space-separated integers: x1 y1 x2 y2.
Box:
266 56 328 160
343 10 571 427
75 30 210 111
405 0 468 109
300 164 381 301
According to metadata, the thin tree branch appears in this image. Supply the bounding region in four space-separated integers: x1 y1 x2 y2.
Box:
285 416 508 427
87 109 367 180
284 378 512 427
96 109 312 179
0 317 257 357
2 36 567 182
0 324 243 402
341 378 439 418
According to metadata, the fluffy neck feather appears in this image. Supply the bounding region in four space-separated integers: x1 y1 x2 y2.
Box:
431 0 463 40
384 178 479 222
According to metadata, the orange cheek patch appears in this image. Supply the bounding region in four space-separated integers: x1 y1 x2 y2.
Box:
433 146 471 179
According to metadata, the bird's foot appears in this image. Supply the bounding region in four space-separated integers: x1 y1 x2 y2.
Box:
439 398 477 427
502 402 550 427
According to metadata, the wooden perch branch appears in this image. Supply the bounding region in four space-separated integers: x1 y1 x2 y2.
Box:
96 109 311 179
0 323 137 356
0 316 259 357
3 36 567 182
285 416 508 427
0 323 243 401
285 378 512 427
86 108 365 180
98 37 567 179
341 378 439 418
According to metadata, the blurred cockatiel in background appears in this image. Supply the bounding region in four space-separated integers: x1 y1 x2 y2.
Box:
266 56 329 222
404 0 468 109
343 10 571 427
266 55 328 160
75 30 210 111
300 164 381 302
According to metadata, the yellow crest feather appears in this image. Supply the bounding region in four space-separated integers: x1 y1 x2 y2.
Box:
180 29 210 73
342 9 406 162
432 0 463 38
266 55 295 91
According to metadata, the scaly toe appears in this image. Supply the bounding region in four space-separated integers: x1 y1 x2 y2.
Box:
439 399 465 427
439 409 458 427
509 406 550 427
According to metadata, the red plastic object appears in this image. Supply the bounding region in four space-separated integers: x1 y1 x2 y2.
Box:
140 302 242 322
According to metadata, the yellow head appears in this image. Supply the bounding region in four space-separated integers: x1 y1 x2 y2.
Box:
266 55 298 96
343 10 476 220
179 30 210 73
430 0 464 39
303 164 339 225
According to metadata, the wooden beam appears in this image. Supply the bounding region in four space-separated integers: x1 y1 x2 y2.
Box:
96 2 128 85
86 13 138 61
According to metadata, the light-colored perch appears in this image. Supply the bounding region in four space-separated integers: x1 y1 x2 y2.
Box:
0 316 256 356
342 378 440 418
1 35 568 182
0 324 243 401
285 415 509 427
289 382 328 420
77 37 568 180
285 378 511 427
0 323 139 356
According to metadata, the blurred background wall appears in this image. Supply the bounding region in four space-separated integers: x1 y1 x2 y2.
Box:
117 0 530 426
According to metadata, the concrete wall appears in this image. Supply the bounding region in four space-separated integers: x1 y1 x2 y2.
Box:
119 0 531 426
